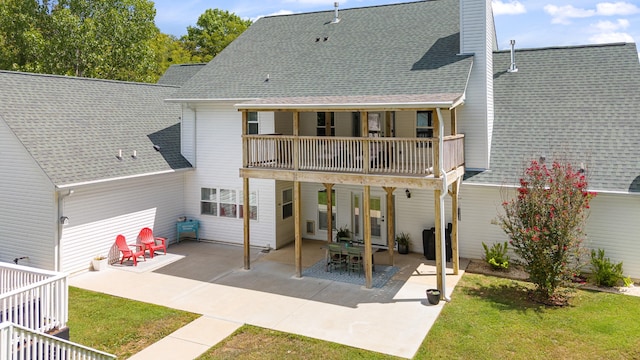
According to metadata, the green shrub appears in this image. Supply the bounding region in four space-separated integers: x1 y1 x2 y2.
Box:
590 249 623 287
482 241 510 270
495 160 595 303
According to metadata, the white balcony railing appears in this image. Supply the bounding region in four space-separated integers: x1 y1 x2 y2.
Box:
0 322 116 360
244 135 464 175
0 262 68 334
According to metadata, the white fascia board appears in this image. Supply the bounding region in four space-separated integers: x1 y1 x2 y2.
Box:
165 98 257 103
235 101 456 111
461 181 639 196
55 167 194 190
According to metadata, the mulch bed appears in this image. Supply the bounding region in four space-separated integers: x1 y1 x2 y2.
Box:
465 259 631 296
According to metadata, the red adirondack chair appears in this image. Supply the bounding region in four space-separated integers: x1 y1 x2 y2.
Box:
137 227 167 259
115 234 146 266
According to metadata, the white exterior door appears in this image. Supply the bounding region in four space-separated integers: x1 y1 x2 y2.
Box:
352 192 386 246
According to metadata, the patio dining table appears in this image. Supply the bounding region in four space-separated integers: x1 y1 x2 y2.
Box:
322 241 382 272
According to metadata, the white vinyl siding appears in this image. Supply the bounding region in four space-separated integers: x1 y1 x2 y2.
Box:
457 185 509 260
458 0 494 170
181 105 196 165
583 193 640 279
458 185 640 279
183 103 276 248
60 172 185 274
0 120 57 270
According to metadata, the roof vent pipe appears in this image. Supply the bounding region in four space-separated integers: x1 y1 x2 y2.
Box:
332 2 340 23
508 39 518 73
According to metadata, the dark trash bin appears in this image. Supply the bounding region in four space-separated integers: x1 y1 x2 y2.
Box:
423 227 435 260
423 224 453 262
446 222 452 262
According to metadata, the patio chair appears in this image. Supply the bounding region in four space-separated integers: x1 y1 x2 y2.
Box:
328 243 348 273
137 227 167 258
115 234 146 266
347 246 364 276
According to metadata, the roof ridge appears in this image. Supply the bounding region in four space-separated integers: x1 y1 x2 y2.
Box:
0 70 179 88
494 42 631 54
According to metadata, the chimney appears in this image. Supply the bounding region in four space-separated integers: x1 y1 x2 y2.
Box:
508 40 518 73
332 2 340 23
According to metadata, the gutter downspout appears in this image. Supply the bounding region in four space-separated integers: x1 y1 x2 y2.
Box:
56 188 73 272
436 108 451 302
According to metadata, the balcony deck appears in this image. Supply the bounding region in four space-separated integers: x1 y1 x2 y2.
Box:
241 135 464 188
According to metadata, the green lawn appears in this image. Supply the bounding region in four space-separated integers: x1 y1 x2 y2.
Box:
67 287 200 359
418 273 640 359
197 325 400 360
69 274 640 359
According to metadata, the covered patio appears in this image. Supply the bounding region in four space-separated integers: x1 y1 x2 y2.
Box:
237 97 466 295
70 239 468 359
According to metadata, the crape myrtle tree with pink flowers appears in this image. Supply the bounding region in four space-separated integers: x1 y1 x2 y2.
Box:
495 160 596 305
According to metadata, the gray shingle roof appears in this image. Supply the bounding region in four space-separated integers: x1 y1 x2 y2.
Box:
157 63 206 87
465 43 640 193
169 0 472 101
0 71 192 187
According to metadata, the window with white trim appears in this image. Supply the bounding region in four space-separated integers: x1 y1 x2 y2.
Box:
247 112 258 134
416 111 433 138
201 188 217 215
282 188 293 219
239 189 258 220
316 112 335 136
200 187 257 220
219 189 237 218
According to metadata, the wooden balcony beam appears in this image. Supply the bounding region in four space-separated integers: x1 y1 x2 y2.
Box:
239 167 463 189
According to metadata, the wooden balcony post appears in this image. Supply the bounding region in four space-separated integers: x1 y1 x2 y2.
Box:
383 186 396 265
450 107 457 136
361 111 369 174
432 109 440 178
293 111 299 171
324 183 334 243
242 111 248 168
243 177 250 270
295 181 302 277
364 185 373 289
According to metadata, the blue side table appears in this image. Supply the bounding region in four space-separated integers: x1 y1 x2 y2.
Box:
176 220 200 243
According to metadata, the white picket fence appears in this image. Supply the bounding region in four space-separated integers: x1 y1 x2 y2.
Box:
0 262 67 333
0 262 115 359
0 322 116 360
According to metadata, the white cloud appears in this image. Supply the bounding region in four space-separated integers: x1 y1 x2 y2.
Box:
492 0 526 15
596 2 640 16
544 5 595 24
592 19 630 32
588 18 635 44
588 31 634 43
544 2 639 24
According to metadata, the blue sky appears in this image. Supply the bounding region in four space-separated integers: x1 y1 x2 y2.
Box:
153 0 640 53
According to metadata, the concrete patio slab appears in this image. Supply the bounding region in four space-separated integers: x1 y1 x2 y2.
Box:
69 240 468 359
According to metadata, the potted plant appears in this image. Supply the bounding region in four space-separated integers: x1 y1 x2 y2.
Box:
92 255 108 271
336 225 351 242
426 288 441 305
396 232 411 254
